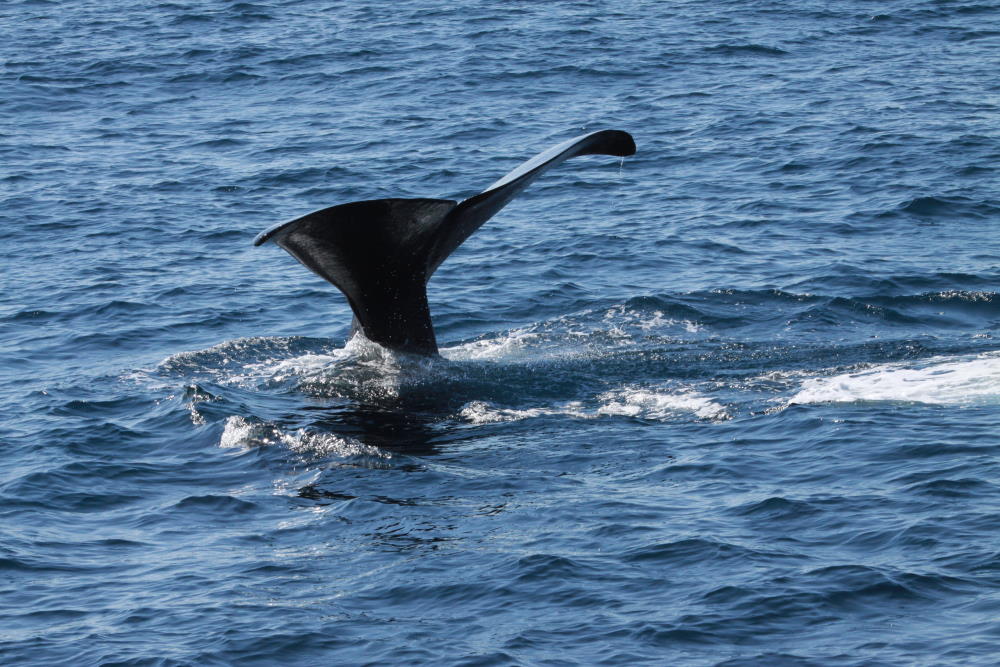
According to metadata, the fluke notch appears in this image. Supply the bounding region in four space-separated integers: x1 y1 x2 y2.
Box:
254 129 636 355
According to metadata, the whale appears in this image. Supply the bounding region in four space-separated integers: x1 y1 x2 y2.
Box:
254 129 636 355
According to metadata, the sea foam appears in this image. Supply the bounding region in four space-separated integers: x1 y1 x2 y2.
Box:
790 353 1000 406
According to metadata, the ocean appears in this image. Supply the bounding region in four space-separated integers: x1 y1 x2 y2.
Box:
2 1 999 664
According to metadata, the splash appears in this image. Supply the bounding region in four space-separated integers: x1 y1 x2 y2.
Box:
157 334 448 402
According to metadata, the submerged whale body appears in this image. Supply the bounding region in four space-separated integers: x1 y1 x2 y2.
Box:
254 129 636 355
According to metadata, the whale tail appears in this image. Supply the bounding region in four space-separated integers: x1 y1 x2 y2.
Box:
254 129 636 355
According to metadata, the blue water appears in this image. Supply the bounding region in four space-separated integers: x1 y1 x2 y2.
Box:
3 1 1000 664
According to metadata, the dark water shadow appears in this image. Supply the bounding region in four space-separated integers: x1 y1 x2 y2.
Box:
301 402 450 457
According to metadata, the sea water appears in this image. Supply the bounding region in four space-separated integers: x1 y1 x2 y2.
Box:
2 1 999 664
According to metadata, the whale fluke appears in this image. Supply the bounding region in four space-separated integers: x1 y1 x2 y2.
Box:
254 129 636 355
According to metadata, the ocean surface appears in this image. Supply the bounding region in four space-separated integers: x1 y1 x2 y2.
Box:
3 1 999 664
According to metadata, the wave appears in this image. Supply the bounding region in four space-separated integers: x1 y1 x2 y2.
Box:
882 195 999 220
704 44 790 57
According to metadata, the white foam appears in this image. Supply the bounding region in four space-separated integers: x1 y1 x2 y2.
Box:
188 402 206 426
603 305 702 334
184 333 448 400
458 400 588 424
789 353 1000 406
250 352 344 380
458 386 728 424
219 416 390 459
443 303 703 363
442 330 542 362
597 387 729 420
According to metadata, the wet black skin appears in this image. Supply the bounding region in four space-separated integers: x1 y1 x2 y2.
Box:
254 129 636 356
